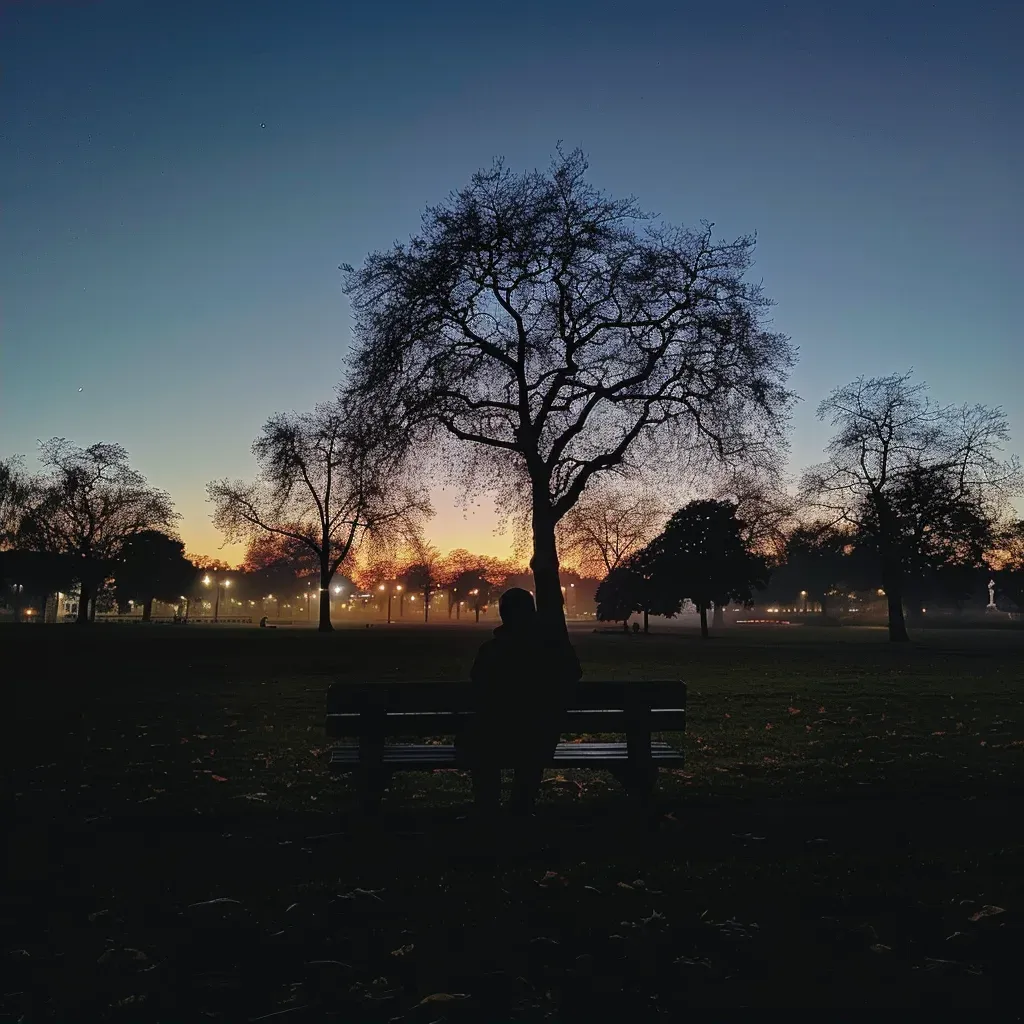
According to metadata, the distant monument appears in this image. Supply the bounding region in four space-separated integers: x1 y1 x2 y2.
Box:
987 579 997 610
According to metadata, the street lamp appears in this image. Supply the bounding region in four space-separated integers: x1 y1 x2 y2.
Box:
800 589 807 613
396 584 404 618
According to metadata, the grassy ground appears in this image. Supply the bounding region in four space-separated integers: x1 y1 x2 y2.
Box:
3 622 1024 1019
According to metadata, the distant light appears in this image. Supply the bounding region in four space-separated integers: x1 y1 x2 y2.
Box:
223 579 231 588
396 585 402 592
333 586 341 594
203 575 211 585
378 584 385 591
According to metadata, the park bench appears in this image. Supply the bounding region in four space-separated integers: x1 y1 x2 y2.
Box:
326 680 686 810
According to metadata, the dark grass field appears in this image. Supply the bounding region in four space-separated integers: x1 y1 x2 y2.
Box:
4 622 1024 1019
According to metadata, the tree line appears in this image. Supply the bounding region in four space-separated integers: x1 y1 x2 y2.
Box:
2 148 1021 638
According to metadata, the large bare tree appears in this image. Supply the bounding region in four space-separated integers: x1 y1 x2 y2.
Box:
344 148 794 631
17 439 178 623
556 482 665 578
207 401 431 631
801 373 1020 641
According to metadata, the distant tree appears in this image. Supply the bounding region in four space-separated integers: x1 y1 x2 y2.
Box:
240 534 305 613
777 523 853 619
16 439 178 624
401 541 446 622
447 567 490 621
802 373 1020 641
208 401 431 632
651 499 769 638
345 148 794 634
556 483 665 578
595 563 643 631
989 520 1024 612
113 530 196 621
186 554 234 573
858 461 996 619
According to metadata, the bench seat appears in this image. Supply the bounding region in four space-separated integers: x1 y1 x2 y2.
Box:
328 740 686 773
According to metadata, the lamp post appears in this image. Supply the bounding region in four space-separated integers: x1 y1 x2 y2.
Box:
800 589 807 614
378 583 392 624
396 584 404 618
202 575 230 622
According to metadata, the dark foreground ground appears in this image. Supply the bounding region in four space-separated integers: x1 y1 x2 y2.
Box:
4 623 1024 1019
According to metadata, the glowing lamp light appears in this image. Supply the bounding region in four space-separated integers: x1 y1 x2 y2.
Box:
378 584 386 591
202 575 211 585
223 579 231 588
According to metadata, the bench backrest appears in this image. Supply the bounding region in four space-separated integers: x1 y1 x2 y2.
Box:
326 680 686 739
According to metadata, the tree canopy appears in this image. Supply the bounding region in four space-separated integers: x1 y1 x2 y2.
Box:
208 400 431 631
17 439 178 623
344 147 794 632
649 499 770 637
801 372 1020 641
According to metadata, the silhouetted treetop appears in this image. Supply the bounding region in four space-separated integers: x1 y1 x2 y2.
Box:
344 147 794 629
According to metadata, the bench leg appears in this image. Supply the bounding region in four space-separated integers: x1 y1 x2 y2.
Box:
610 764 658 802
358 765 389 816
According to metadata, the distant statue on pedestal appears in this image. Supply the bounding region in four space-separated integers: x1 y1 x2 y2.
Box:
987 579 997 610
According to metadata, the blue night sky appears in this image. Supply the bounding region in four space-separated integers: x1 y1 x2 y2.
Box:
2 0 1021 561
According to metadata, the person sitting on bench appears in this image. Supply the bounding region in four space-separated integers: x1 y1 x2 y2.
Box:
459 587 582 816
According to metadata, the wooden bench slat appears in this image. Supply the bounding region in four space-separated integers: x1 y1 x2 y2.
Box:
328 740 684 773
326 708 686 738
327 680 685 714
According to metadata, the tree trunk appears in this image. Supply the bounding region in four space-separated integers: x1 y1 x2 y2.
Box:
643 608 649 633
882 558 910 642
142 597 153 622
530 500 566 636
820 593 829 620
699 603 709 639
713 603 725 628
318 560 333 632
424 591 429 623
77 582 92 624
88 596 96 622
474 607 480 623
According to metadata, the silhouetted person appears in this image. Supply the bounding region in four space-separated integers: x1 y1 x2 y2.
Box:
460 587 582 816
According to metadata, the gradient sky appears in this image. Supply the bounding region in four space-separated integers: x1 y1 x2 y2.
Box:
3 0 1021 564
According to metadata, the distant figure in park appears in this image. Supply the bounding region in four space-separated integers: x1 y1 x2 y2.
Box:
460 587 582 816
259 615 268 628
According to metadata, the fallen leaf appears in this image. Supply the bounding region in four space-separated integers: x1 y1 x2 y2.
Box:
211 775 228 782
969 905 1005 921
390 944 414 956
788 707 801 716
420 992 468 1004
